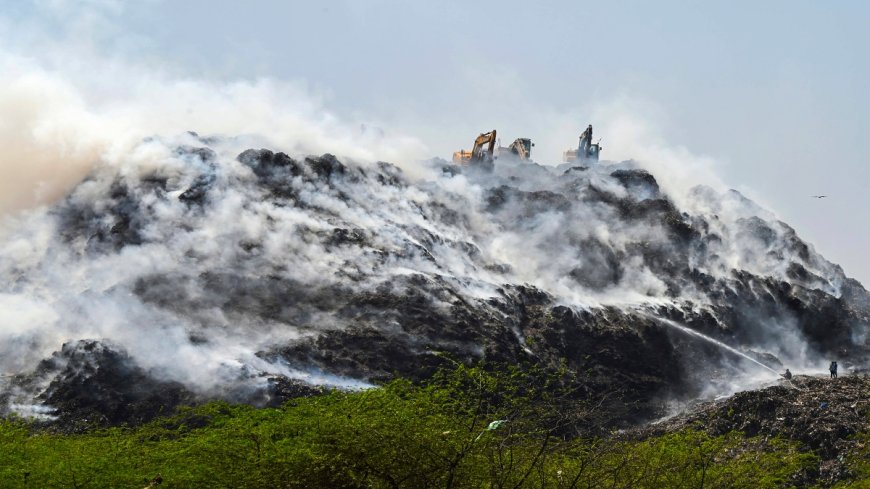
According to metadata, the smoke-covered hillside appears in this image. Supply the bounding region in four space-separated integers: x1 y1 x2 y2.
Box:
1 132 868 426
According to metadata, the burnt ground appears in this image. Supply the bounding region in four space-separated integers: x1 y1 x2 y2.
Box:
627 374 870 487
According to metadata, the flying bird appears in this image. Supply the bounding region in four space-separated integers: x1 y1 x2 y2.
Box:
811 195 827 199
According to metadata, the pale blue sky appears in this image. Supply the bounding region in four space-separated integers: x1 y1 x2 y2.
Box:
5 0 870 283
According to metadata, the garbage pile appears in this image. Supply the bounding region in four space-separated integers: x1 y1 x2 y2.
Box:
634 375 870 486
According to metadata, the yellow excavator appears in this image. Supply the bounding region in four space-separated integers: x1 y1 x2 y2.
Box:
563 124 602 162
497 138 534 161
453 130 497 165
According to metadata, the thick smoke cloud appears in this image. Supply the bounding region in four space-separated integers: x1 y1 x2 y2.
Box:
0 2 863 418
0 56 428 214
0 124 855 414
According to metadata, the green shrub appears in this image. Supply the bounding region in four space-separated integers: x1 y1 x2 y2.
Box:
0 365 815 488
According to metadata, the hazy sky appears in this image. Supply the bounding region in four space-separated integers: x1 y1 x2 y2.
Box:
3 0 870 284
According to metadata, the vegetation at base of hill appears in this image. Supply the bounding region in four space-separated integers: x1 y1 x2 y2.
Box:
0 364 819 488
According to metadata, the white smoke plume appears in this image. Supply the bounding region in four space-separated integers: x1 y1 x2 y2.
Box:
0 126 852 402
0 2 863 417
0 51 427 214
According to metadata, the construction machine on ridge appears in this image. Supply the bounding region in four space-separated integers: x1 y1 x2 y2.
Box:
453 130 498 166
563 124 602 162
496 138 534 161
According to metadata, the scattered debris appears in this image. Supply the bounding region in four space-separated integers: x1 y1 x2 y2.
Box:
630 375 870 486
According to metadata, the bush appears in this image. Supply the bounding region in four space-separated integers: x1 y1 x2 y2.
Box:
0 365 815 488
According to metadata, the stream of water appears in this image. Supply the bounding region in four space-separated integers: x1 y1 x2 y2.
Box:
641 313 781 376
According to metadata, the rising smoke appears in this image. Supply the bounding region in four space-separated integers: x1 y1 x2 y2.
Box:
0 123 857 411
0 3 865 418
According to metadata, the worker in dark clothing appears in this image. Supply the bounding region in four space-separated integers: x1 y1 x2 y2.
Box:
830 361 838 378
783 368 792 380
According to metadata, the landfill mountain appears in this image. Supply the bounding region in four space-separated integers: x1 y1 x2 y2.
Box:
0 132 867 428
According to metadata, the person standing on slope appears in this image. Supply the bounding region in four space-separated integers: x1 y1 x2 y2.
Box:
830 361 838 378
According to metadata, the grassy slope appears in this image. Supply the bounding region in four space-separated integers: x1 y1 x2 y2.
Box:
0 366 823 488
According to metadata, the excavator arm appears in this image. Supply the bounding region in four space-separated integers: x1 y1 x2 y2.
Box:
471 130 497 160
578 124 592 155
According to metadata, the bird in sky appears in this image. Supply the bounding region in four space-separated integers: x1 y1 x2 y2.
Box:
811 195 827 198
